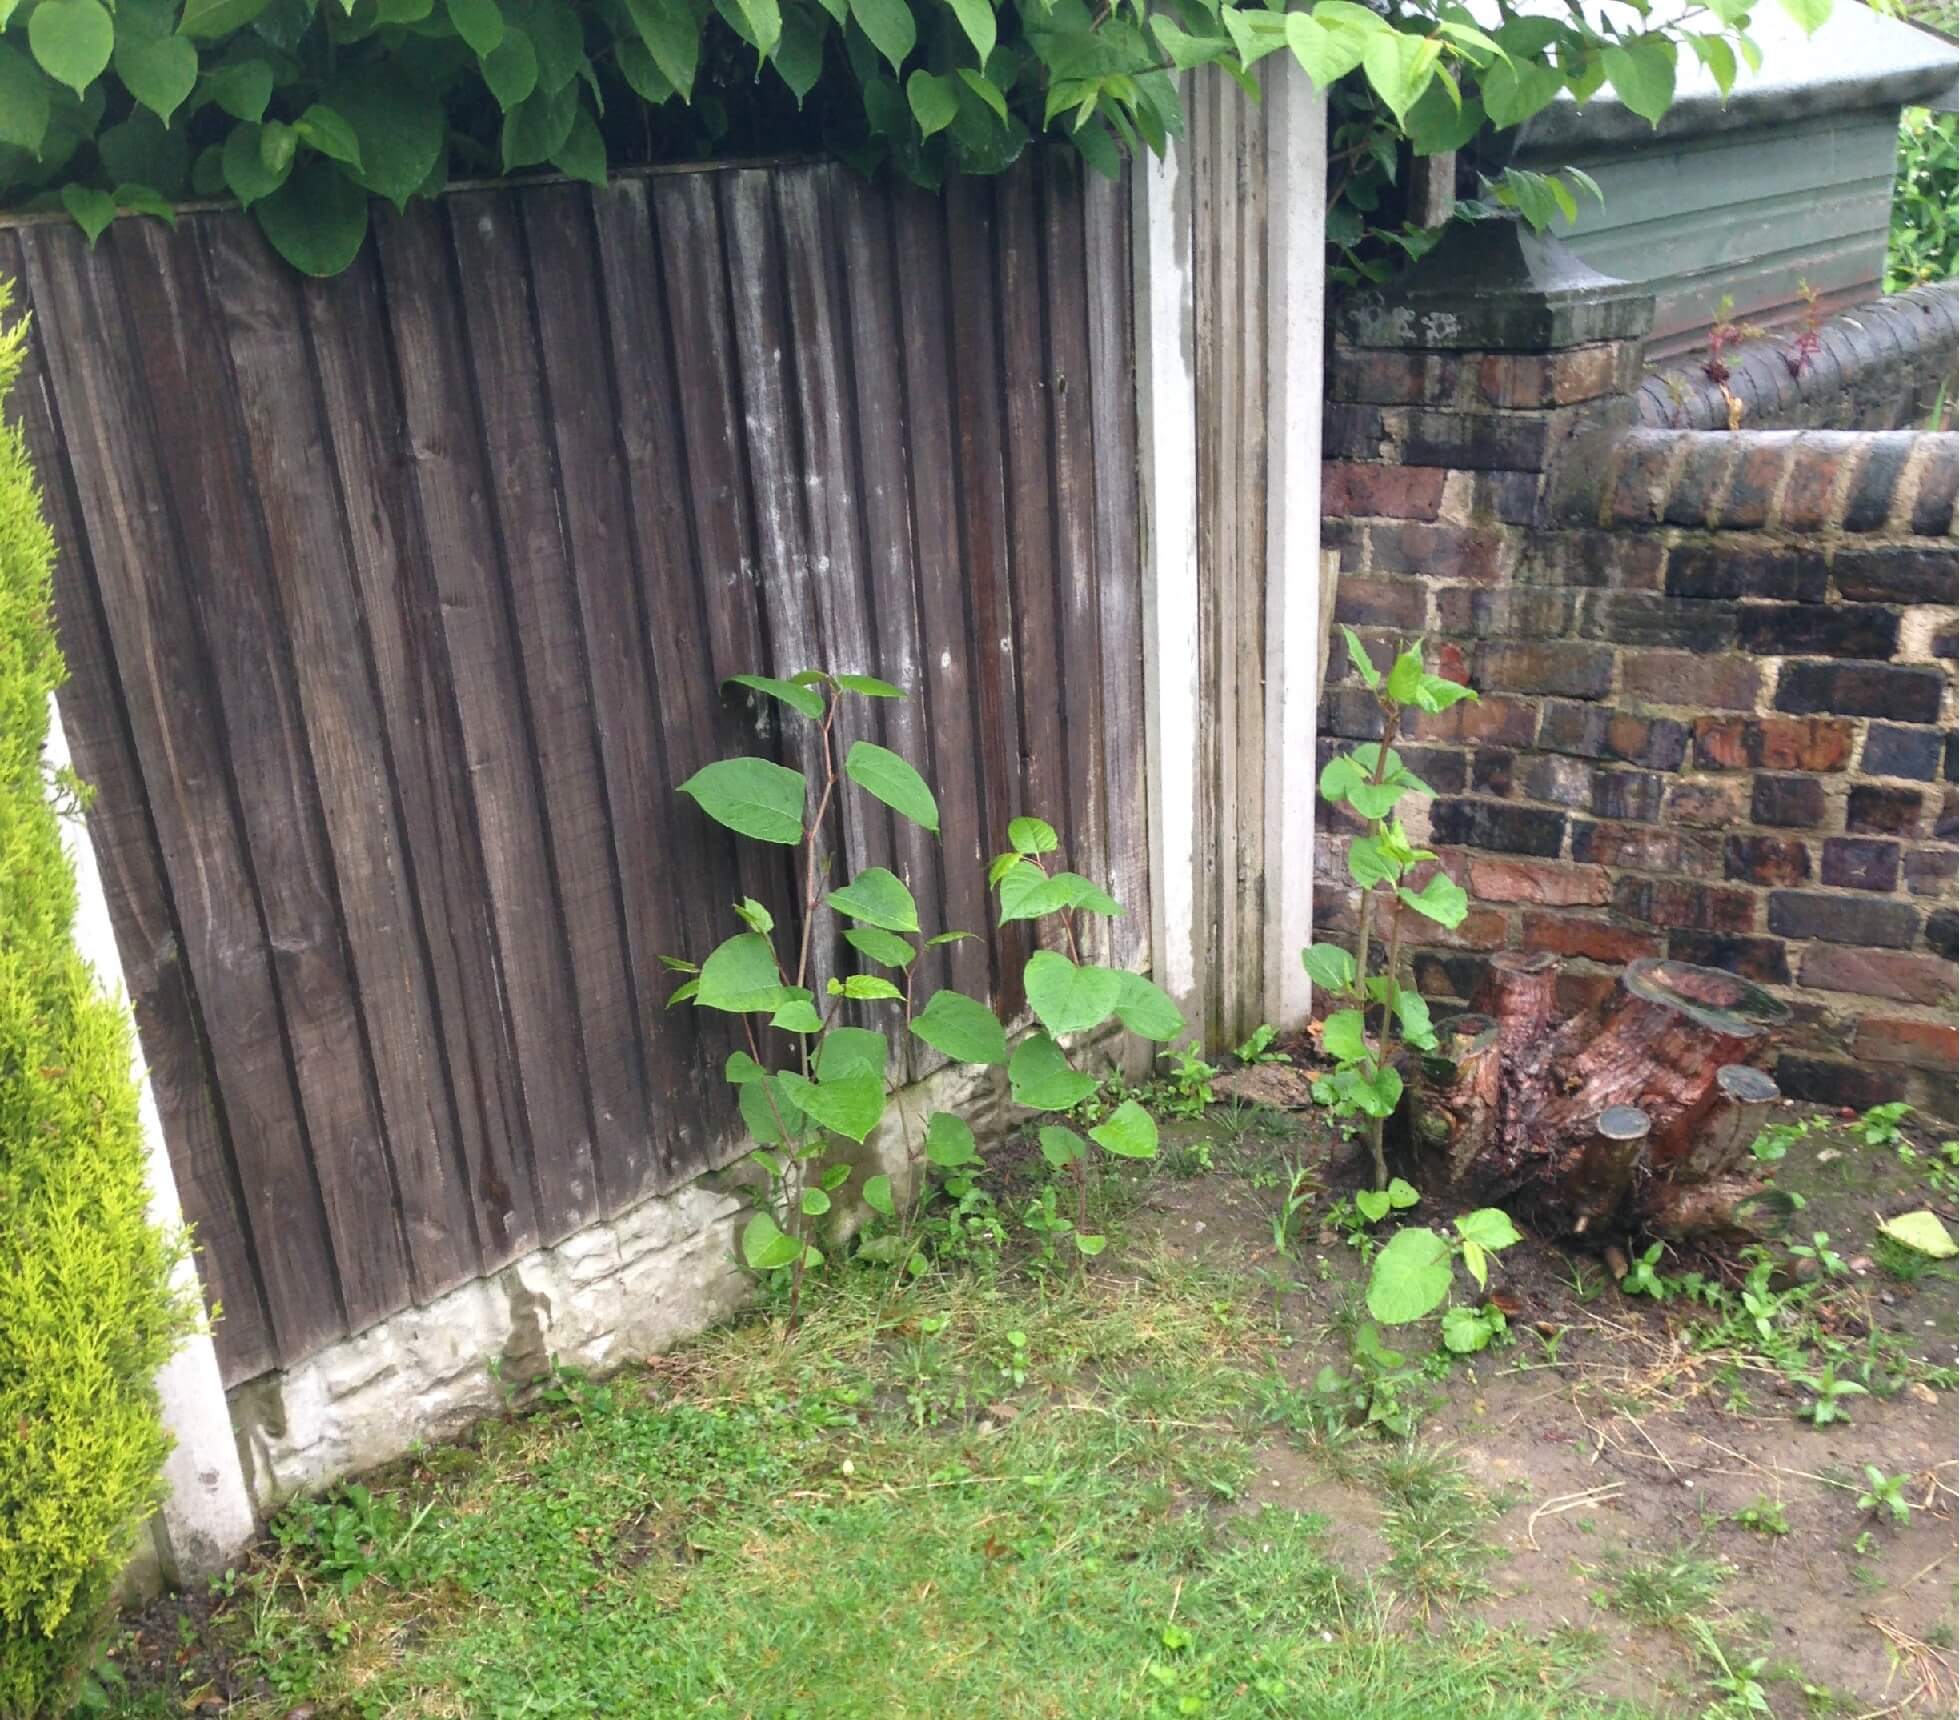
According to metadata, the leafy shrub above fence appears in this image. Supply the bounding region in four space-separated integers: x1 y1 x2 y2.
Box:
0 289 194 1719
0 0 1829 276
1886 107 1958 293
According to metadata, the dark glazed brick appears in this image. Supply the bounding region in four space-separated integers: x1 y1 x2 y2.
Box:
1397 746 1467 794
1831 548 1957 604
1473 642 1614 699
1947 732 1957 783
1429 798 1567 856
1434 586 1575 638
1846 784 1923 837
1613 877 1757 932
1328 348 1461 406
1774 661 1944 722
1591 770 1665 822
1751 775 1827 828
1863 725 1944 781
1623 652 1762 711
1519 530 1666 591
1718 434 1797 529
1516 754 1594 809
1582 592 1736 653
1400 409 1556 472
1773 1056 1909 1113
1733 604 1899 660
1660 444 1738 528
1476 470 1541 524
1537 701 1689 769
1665 545 1829 602
1767 890 1919 947
1910 437 1958 537
1324 404 1388 460
1928 907 1958 960
1334 576 1428 630
1667 931 1791 984
1321 687 1386 741
1412 950 1490 1001
1839 434 1913 532
1605 432 1686 526
1725 835 1812 886
1906 846 1957 897
1820 838 1900 892
1471 749 1514 795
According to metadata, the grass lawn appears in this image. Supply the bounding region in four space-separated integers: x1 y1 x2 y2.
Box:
100 1099 1958 1718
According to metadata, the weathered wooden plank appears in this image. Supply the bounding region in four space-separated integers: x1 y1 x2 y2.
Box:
3 233 280 1381
115 213 414 1334
520 180 686 1207
371 201 588 1249
776 167 917 1070
1041 153 1113 966
587 175 746 1183
944 171 1029 1018
1083 166 1150 974
888 180 995 1014
720 169 842 1009
20 222 347 1364
446 187 638 1237
995 160 1067 889
645 172 804 1117
830 171 950 1071
204 215 481 1303
300 230 535 1269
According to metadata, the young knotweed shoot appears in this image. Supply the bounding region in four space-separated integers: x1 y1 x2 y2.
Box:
671 674 1184 1309
1365 1206 1523 1328
1857 1466 1912 1526
1302 631 1476 1189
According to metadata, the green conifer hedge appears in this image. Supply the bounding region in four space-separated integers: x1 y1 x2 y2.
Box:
0 287 195 1720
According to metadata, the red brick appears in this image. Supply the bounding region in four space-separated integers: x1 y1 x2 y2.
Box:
1613 877 1759 933
1777 439 1843 532
1713 433 1798 530
1370 522 1513 583
1724 835 1812 887
1468 856 1610 906
1522 913 1665 963
1571 820 1722 877
1666 780 1750 828
1621 651 1763 712
1852 1018 1959 1069
1324 462 1447 520
1478 345 1624 409
1799 945 1956 1006
1404 694 1536 746
1333 575 1429 630
1605 433 1684 526
1691 716 1854 773
1391 900 1509 950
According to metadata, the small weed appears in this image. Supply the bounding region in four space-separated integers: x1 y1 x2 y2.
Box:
1232 1023 1290 1066
1375 1447 1501 1609
1795 1365 1868 1427
1856 1465 1912 1527
1729 1498 1790 1538
1787 1232 1848 1279
1270 1160 1317 1258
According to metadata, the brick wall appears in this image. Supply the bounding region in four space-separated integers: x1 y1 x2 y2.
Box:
1318 228 1959 1119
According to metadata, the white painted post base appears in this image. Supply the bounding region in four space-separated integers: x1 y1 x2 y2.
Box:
48 696 257 1583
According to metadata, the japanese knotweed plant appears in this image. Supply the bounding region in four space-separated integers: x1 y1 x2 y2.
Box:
1300 629 1474 1190
667 669 1184 1311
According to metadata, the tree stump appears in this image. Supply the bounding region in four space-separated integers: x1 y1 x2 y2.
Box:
1400 955 1790 1239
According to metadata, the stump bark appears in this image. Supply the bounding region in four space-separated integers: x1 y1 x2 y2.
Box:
1398 955 1790 1239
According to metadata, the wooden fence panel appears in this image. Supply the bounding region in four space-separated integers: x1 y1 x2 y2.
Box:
4 151 1147 1384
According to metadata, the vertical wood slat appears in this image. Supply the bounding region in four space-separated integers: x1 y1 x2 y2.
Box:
25 221 351 1365
4 151 1146 1382
0 233 281 1380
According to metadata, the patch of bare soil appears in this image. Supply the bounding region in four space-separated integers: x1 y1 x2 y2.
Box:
1137 1103 1960 1717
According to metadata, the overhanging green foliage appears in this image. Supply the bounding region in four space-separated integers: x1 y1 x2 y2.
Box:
0 0 1831 276
0 287 195 1720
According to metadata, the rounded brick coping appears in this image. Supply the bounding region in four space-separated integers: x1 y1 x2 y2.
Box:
1636 285 1960 434
1555 425 1959 537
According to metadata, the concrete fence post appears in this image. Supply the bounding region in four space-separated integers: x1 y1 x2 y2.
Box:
47 695 256 1586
